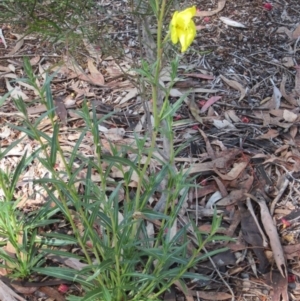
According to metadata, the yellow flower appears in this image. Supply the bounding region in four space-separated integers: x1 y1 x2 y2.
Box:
170 6 196 53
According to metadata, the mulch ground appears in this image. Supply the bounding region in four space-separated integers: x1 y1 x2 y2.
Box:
0 0 300 300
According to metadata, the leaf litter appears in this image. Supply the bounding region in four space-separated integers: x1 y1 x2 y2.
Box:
1 0 300 300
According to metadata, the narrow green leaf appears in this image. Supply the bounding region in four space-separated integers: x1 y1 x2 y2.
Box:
32 267 93 288
195 247 229 263
45 74 55 119
190 219 203 245
13 97 28 117
82 287 104 301
33 107 57 128
138 208 169 221
181 272 209 280
23 57 35 83
68 129 87 167
0 90 13 106
0 136 24 160
206 235 235 243
102 154 141 179
50 122 59 167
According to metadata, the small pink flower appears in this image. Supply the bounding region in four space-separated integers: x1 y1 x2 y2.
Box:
281 218 291 229
198 100 206 107
241 116 249 123
58 284 69 293
288 274 296 283
263 3 273 11
203 17 210 23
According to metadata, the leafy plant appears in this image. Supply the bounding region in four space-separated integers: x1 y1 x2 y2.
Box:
0 150 48 279
0 1 232 300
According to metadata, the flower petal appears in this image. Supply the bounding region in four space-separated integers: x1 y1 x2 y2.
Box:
169 6 197 52
171 27 179 44
171 11 179 26
179 21 196 52
180 6 196 20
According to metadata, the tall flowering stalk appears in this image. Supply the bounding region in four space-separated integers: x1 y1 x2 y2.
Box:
135 4 197 212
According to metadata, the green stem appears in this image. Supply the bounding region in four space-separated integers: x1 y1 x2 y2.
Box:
133 1 168 299
134 0 167 210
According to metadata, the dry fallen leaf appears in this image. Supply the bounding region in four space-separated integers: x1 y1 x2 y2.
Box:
214 161 248 181
200 96 222 113
239 202 270 273
39 286 65 301
119 87 138 105
276 27 293 39
0 280 26 301
265 271 288 301
0 64 11 72
292 23 300 40
256 129 279 140
64 56 105 87
8 33 24 55
283 109 297 122
213 119 235 129
198 128 215 159
248 192 287 279
54 97 68 125
219 16 247 28
83 38 101 61
281 56 294 67
170 88 183 97
195 0 226 17
269 79 282 109
295 65 300 96
184 73 214 80
29 56 40 66
9 284 37 295
87 58 105 85
188 97 203 124
103 128 125 142
225 110 241 123
206 191 222 208
184 149 241 175
191 290 233 300
217 171 253 206
5 78 29 101
220 75 246 101
0 29 7 48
